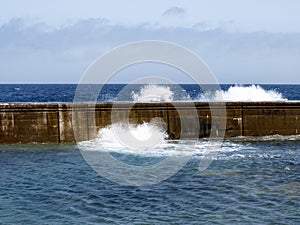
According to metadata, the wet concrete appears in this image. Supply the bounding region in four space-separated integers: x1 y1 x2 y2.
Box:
0 102 299 143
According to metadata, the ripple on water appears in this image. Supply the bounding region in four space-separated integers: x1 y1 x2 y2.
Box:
0 141 300 224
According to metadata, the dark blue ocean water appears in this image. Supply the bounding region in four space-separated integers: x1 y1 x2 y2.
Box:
0 84 299 102
0 84 300 224
1 141 299 224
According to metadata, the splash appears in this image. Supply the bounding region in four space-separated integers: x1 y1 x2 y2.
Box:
80 121 168 153
78 121 243 158
131 84 174 102
199 85 287 102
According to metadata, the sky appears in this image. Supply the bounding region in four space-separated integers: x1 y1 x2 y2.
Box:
0 0 300 83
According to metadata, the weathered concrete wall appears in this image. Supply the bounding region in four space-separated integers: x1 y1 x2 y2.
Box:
242 102 300 136
0 104 59 143
0 102 299 143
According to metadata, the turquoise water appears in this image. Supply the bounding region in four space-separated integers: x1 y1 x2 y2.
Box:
1 140 299 224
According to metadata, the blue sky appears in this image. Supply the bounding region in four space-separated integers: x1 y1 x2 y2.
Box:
0 0 300 83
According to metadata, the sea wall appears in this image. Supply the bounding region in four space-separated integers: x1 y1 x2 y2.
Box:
0 102 299 143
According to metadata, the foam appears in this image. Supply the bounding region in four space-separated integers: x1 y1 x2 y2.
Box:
78 122 243 158
198 85 287 102
131 84 174 102
78 122 300 161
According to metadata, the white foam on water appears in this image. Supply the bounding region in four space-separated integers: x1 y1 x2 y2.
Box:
79 122 246 159
79 122 169 154
231 134 300 142
198 85 287 102
131 84 174 102
80 126 296 161
79 120 300 161
130 84 287 102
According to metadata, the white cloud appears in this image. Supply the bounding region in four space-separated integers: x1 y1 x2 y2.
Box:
0 18 300 83
162 6 186 17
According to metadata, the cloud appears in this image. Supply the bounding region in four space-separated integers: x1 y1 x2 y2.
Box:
162 6 186 17
0 18 300 83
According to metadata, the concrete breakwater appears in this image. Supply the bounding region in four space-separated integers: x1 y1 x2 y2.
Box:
0 102 299 144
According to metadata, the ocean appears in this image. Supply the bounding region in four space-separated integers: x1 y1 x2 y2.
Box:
0 84 300 224
0 84 300 102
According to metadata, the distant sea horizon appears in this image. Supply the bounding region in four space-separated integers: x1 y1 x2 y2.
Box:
0 83 299 102
1 83 300 224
